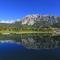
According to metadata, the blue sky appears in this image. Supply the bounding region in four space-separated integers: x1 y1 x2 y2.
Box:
0 0 60 22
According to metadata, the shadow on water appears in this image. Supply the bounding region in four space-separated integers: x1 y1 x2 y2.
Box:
0 33 60 60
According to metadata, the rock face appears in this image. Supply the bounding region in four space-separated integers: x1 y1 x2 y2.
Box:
0 14 60 28
22 15 37 25
21 14 60 27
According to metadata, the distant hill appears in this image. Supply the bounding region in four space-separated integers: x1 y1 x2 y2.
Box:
0 14 60 28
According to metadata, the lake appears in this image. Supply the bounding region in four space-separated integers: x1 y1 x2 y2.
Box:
0 33 60 60
0 41 60 60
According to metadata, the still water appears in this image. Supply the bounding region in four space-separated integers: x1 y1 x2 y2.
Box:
0 34 60 60
0 41 60 60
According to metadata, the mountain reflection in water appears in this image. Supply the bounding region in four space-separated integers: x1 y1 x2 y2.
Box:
0 34 60 48
0 41 60 60
0 34 59 60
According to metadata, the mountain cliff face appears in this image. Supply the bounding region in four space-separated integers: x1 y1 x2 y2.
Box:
21 14 60 27
0 14 60 28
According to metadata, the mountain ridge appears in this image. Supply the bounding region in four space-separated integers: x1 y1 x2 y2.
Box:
0 14 60 28
20 14 60 28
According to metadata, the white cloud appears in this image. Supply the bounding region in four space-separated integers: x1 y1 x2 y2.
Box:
0 20 15 23
0 19 21 23
16 19 20 21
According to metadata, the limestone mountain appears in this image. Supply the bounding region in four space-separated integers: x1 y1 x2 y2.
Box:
21 14 60 28
0 14 60 28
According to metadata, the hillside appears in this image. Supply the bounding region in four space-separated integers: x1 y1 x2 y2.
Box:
0 14 60 29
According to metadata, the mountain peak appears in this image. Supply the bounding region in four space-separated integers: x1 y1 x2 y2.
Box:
21 14 60 27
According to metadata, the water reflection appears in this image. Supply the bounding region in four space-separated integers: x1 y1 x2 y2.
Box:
0 34 60 60
0 33 60 48
0 41 60 60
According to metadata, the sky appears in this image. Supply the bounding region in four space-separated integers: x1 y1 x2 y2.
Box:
0 0 60 23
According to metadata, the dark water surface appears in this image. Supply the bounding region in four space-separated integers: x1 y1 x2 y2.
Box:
0 41 59 60
0 34 60 60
